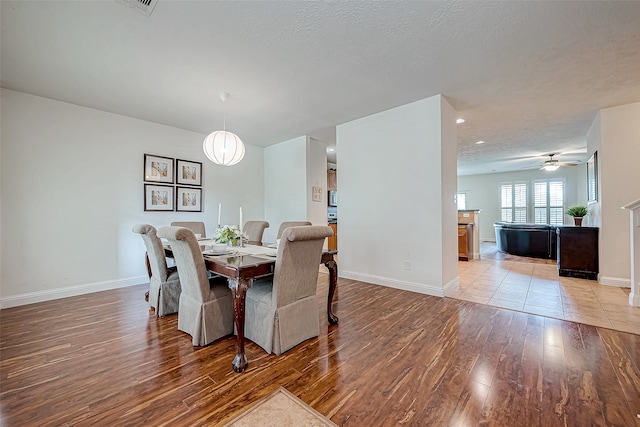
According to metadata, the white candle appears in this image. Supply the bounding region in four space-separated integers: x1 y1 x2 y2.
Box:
239 207 243 232
218 203 222 227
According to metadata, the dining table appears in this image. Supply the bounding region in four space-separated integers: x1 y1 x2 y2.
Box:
164 240 339 373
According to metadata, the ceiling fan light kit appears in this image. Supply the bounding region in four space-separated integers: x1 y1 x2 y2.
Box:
540 153 578 171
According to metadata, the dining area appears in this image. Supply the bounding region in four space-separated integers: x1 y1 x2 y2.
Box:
133 220 338 373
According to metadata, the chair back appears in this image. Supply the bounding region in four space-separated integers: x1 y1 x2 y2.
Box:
132 224 169 281
171 221 206 238
243 221 270 243
157 226 209 303
273 225 333 307
276 221 312 239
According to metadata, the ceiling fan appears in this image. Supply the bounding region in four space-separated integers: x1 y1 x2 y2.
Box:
540 153 579 171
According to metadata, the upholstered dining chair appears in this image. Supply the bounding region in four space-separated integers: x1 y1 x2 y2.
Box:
156 226 234 346
243 220 270 244
244 225 333 355
132 224 181 317
276 221 312 239
170 221 206 238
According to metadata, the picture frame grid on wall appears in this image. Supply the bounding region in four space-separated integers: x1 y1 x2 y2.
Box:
143 154 204 212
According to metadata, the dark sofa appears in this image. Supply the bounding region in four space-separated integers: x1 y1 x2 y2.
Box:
494 222 558 259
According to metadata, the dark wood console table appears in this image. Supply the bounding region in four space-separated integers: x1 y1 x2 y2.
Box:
556 226 599 280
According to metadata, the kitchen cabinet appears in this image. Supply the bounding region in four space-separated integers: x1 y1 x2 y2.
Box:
327 169 337 191
557 226 599 280
458 224 472 261
328 223 337 250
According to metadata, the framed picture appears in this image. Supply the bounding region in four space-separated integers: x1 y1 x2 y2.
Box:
144 184 174 211
176 159 202 186
144 154 174 184
312 185 323 202
176 186 202 212
587 151 598 203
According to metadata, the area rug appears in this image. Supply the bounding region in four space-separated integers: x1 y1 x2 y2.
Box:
222 387 337 427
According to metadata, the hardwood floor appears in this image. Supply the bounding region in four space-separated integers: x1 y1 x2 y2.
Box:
1 275 639 426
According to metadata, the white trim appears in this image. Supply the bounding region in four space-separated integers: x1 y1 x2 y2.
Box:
630 289 640 307
597 275 631 288
0 276 148 309
340 270 448 297
443 276 460 296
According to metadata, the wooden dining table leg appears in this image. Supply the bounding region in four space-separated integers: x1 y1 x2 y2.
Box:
144 253 151 301
227 277 252 373
324 258 339 324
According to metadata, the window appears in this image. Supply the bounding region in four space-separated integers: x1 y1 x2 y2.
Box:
457 193 466 210
501 182 527 222
534 179 565 225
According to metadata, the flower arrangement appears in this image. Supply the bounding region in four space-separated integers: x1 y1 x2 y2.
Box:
213 225 249 246
566 206 588 217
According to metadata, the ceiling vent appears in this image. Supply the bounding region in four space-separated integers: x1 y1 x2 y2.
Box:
116 0 158 16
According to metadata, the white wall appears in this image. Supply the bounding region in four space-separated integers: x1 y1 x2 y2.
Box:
457 167 587 241
306 137 329 230
588 101 640 287
337 94 458 297
586 114 602 227
263 135 328 243
263 136 308 243
0 89 264 307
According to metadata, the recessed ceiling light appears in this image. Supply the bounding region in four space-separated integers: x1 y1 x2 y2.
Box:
327 147 336 152
475 140 485 145
456 118 465 124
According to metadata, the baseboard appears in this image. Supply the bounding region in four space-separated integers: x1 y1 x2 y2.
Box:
443 276 460 296
597 275 631 288
0 276 148 309
340 270 448 297
630 290 640 307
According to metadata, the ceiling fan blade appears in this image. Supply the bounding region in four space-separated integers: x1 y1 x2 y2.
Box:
557 162 579 166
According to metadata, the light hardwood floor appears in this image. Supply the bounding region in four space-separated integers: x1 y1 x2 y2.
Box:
448 242 640 335
1 273 639 426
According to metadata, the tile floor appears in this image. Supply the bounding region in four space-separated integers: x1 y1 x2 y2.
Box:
448 254 640 335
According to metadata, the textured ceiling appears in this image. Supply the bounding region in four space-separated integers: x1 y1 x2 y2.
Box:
2 1 640 174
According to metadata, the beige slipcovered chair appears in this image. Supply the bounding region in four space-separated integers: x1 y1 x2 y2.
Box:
132 224 181 316
276 221 312 239
156 226 234 346
243 220 270 244
170 221 206 238
244 225 333 355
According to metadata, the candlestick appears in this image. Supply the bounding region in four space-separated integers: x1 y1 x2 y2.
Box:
239 207 243 247
218 203 222 228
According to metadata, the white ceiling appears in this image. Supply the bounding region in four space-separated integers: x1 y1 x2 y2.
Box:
2 1 640 174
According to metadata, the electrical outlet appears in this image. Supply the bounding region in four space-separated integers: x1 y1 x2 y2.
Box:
404 260 411 270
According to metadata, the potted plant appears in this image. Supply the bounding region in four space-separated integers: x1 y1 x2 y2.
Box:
213 225 249 247
566 206 588 226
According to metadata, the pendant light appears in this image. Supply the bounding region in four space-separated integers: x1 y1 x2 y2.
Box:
203 92 245 166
